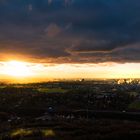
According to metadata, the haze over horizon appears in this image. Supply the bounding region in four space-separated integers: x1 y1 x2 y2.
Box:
0 0 140 81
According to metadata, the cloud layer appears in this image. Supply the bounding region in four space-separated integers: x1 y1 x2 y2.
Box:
0 0 140 63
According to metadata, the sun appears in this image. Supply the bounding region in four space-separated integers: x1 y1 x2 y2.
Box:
3 60 32 77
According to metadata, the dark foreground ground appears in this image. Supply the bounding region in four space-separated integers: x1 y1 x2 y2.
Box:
0 80 140 139
1 118 140 140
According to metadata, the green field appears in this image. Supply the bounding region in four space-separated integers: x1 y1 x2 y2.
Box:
128 101 140 110
0 86 6 89
37 88 67 93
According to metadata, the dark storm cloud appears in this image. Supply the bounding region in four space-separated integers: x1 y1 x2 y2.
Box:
0 0 140 63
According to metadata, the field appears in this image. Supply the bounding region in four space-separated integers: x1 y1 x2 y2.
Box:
0 80 139 139
1 119 140 140
37 87 67 94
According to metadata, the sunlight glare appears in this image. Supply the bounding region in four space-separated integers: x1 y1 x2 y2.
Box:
3 61 33 77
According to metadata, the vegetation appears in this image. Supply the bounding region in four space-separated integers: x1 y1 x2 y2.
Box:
129 101 140 110
37 87 67 93
0 80 139 139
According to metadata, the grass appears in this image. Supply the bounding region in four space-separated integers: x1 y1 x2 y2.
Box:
42 129 55 137
37 88 67 93
0 86 6 89
128 101 140 110
11 129 33 137
128 92 139 97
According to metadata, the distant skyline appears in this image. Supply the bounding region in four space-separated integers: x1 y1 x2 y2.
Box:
0 0 140 81
0 61 140 82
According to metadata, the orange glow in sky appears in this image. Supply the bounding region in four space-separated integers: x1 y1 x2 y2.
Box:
0 60 140 82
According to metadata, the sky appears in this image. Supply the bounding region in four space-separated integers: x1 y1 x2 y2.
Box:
0 0 140 81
